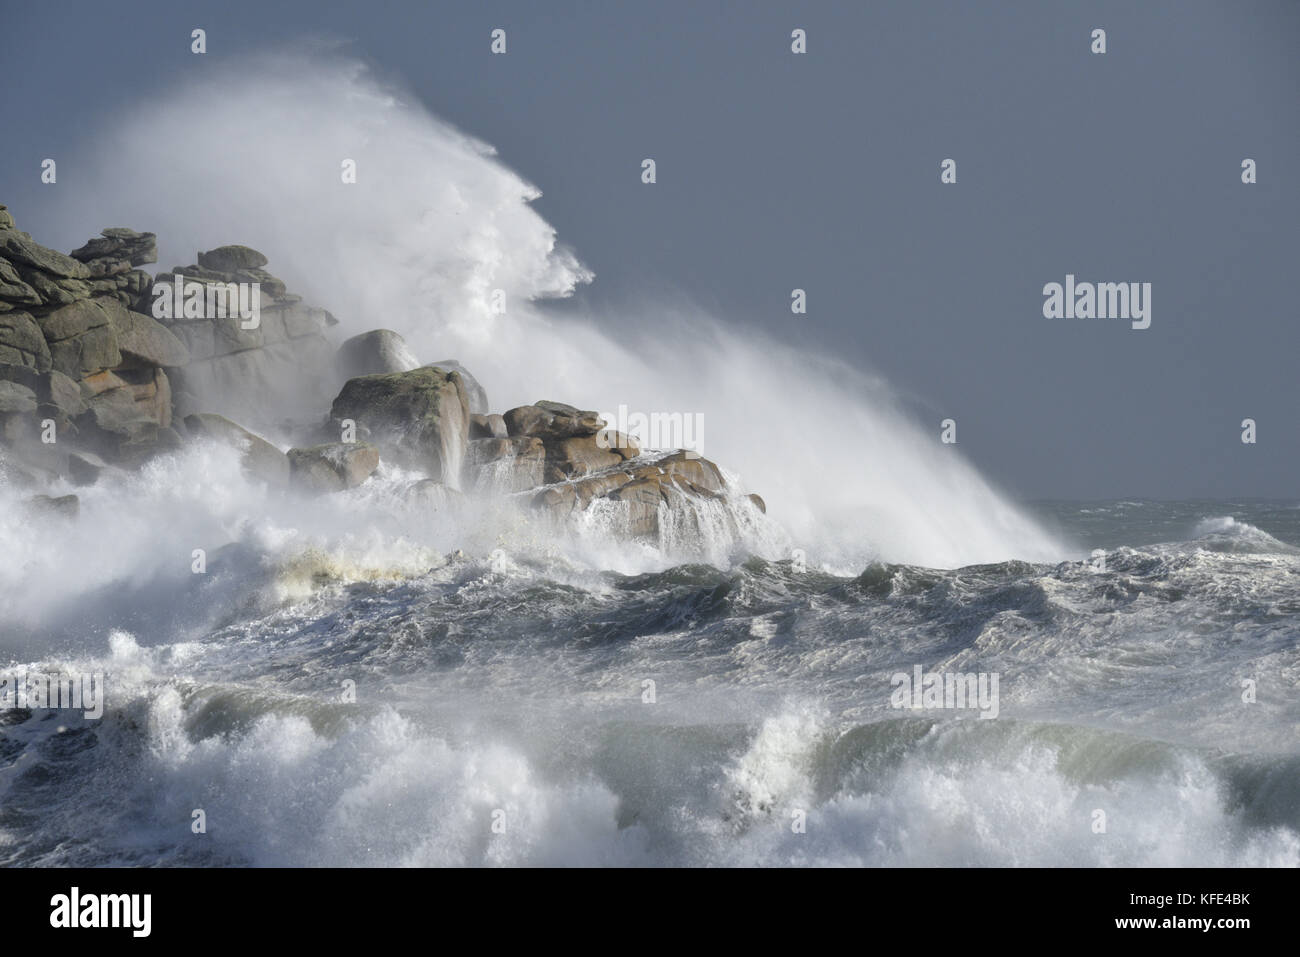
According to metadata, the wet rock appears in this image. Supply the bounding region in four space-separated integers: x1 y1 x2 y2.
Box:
103 300 189 368
469 412 508 439
466 436 546 493
504 401 605 439
287 442 380 494
428 360 488 415
531 450 728 538
196 245 269 272
329 367 470 488
336 329 419 378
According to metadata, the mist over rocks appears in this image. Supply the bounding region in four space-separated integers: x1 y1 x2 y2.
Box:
183 412 289 487
287 442 380 495
159 244 337 427
428 359 488 415
336 329 420 379
0 208 768 555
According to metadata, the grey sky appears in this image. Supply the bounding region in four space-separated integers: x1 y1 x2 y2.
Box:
3 0 1296 500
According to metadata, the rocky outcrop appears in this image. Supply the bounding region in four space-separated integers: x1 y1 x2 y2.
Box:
158 245 337 426
468 400 639 493
0 212 186 467
429 359 488 414
287 442 380 494
465 435 546 493
68 227 158 308
0 208 768 550
469 413 507 439
329 367 470 489
503 401 605 440
0 312 51 369
336 329 419 379
399 478 464 512
531 451 728 539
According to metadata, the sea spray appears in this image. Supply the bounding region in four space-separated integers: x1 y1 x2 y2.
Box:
46 49 1065 570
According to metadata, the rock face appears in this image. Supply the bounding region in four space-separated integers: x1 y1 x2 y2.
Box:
531 450 728 538
0 209 767 548
329 367 470 489
336 329 419 379
0 214 186 467
465 436 546 493
468 400 639 493
287 442 380 494
0 312 51 369
503 401 605 439
155 245 337 427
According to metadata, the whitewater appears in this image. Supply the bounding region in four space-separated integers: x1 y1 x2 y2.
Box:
1 54 1296 867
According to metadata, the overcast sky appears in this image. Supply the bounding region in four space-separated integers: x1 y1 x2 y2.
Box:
3 0 1296 500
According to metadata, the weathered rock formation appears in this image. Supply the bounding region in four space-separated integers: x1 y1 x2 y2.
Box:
287 442 380 495
0 212 187 468
336 329 419 379
158 245 337 427
0 208 764 549
329 366 470 489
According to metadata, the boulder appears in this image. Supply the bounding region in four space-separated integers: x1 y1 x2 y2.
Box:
183 413 290 486
329 367 470 488
465 436 546 493
542 433 626 483
428 360 488 415
69 228 158 268
73 372 179 464
0 230 91 280
37 299 122 379
197 245 269 272
531 451 728 539
0 380 37 414
336 329 419 378
287 442 380 494
469 413 508 439
504 401 605 439
0 312 51 370
103 301 190 368
0 265 42 309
